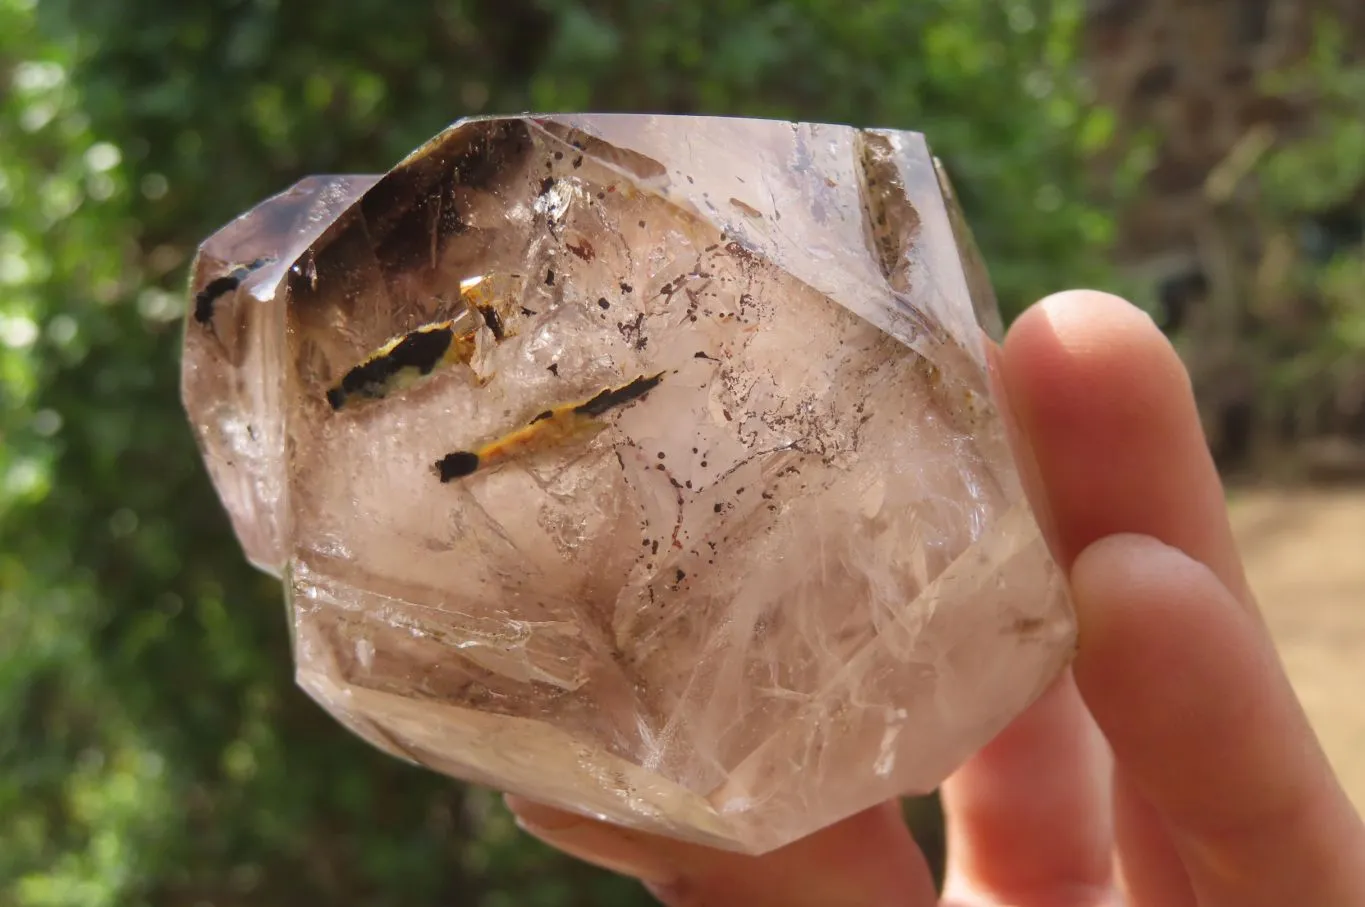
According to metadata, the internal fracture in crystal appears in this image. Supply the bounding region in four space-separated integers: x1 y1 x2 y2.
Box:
181 114 1077 855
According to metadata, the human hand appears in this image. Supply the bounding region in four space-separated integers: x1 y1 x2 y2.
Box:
505 291 1365 906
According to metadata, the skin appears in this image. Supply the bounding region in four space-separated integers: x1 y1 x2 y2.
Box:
505 291 1365 907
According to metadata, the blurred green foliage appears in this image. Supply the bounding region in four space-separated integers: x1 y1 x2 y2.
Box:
1172 15 1365 467
1252 21 1365 447
3 0 1123 904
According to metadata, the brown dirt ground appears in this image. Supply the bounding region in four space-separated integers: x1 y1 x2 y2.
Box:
1230 485 1365 812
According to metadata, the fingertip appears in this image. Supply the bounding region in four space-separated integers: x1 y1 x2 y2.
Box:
1068 532 1365 902
1031 288 1159 326
997 290 1247 596
1068 532 1215 651
1069 533 1260 761
1002 290 1192 445
1010 289 1162 349
1067 533 1326 833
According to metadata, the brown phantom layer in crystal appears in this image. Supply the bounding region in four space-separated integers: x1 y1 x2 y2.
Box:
181 114 1077 854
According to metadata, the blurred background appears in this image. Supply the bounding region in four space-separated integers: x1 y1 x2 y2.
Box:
2 0 1363 904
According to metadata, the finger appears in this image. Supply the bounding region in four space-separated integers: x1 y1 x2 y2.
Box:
998 290 1251 601
505 797 939 907
941 671 1115 906
994 291 1363 906
981 289 1221 906
1111 772 1197 907
939 292 1169 905
1072 533 1365 906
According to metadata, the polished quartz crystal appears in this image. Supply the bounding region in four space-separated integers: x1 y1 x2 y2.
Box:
181 114 1077 854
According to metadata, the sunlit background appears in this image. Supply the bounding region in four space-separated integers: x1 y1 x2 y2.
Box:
2 1 1362 904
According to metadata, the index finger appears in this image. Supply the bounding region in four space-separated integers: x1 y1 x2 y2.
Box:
1001 291 1365 904
998 290 1250 600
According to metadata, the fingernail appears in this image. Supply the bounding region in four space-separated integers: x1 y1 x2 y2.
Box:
505 796 680 885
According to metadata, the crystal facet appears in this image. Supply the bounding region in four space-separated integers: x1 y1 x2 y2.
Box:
182 114 1077 854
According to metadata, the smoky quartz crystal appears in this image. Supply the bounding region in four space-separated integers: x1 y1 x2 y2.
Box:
181 114 1076 854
